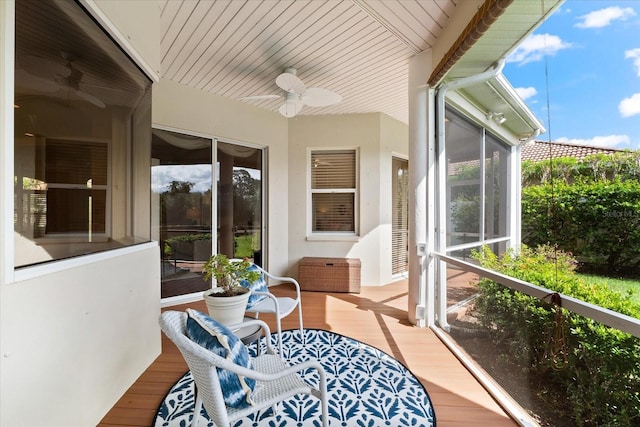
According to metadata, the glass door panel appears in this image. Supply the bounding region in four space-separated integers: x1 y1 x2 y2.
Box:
217 142 263 266
152 129 212 299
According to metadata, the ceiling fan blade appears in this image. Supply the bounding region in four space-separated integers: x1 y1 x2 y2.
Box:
301 87 342 107
15 68 59 92
75 89 105 108
19 54 71 79
275 72 306 94
239 94 281 101
278 99 304 118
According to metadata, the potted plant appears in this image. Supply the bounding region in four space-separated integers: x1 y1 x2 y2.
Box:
201 254 261 325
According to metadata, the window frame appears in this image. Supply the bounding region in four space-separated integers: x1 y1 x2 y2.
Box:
307 147 359 239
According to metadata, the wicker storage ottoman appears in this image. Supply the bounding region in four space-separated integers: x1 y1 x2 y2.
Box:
298 257 361 293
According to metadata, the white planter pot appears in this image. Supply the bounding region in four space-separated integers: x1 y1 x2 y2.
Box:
203 287 250 326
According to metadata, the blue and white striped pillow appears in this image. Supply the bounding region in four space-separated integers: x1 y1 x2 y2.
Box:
185 309 256 408
239 264 268 309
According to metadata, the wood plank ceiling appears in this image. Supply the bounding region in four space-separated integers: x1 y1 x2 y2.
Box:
159 0 458 124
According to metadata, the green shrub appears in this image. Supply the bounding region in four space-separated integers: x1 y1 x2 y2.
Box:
522 179 640 275
472 245 640 426
165 233 212 245
522 151 640 186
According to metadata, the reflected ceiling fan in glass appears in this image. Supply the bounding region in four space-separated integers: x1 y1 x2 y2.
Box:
17 51 106 108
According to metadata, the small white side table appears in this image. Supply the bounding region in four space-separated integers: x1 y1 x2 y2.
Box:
232 317 264 353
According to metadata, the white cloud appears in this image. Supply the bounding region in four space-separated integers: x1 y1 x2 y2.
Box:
556 135 630 148
575 6 636 29
625 48 640 76
152 164 212 193
619 93 640 117
515 86 538 100
507 34 572 65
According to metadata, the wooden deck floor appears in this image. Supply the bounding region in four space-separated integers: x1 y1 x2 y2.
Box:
98 279 516 427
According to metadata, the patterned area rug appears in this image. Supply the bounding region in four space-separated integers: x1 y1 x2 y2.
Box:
155 329 436 426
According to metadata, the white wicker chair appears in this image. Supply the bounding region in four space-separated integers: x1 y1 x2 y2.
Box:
159 310 328 427
233 260 304 355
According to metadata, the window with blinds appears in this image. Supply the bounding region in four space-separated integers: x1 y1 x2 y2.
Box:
392 157 409 274
42 139 108 234
311 149 357 233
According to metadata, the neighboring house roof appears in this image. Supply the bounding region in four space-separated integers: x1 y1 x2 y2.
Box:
521 140 622 162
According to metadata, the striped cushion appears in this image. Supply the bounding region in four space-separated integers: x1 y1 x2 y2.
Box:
185 309 255 408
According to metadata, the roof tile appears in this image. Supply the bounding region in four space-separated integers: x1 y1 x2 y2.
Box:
521 141 620 162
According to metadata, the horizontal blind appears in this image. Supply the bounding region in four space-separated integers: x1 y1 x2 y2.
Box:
45 139 108 186
46 189 106 233
311 150 356 189
392 157 409 274
312 193 354 232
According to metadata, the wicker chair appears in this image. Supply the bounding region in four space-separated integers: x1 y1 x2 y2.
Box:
159 310 328 427
233 260 304 355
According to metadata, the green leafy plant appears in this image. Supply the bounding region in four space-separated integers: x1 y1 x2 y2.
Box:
471 245 640 426
202 254 260 296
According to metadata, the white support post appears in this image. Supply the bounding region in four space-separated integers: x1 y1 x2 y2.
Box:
0 0 15 286
407 51 431 326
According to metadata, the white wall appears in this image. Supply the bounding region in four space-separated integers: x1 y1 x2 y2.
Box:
287 113 408 285
152 79 292 276
1 245 160 427
1 1 162 426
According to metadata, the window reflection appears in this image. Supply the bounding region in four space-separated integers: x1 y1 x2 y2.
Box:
14 0 152 268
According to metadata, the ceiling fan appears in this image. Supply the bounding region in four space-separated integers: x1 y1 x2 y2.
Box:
241 67 342 118
17 52 106 108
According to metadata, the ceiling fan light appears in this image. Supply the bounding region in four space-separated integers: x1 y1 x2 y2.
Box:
279 97 303 118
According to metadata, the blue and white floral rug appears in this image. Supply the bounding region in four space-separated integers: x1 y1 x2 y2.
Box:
155 329 436 426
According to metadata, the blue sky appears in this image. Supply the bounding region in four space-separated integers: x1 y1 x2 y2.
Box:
503 1 640 149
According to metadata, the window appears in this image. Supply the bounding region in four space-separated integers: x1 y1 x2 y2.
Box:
14 0 152 267
392 157 409 274
310 149 357 233
445 108 512 257
40 139 108 236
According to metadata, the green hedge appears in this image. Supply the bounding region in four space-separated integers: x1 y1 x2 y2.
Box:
521 151 640 275
522 151 640 186
472 245 640 425
165 233 212 244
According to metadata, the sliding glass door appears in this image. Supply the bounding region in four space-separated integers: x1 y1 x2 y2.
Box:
152 129 212 299
152 129 264 300
217 142 263 266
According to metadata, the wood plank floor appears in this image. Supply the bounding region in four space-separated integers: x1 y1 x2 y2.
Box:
98 280 516 426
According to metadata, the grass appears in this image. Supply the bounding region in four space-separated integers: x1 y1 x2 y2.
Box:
576 273 640 305
234 234 256 258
